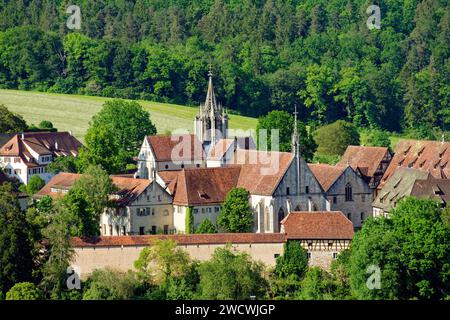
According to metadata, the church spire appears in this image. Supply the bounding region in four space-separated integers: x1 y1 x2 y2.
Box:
203 65 219 117
292 104 299 156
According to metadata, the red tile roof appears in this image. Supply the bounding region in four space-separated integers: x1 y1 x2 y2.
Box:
157 170 180 194
337 145 391 186
308 164 346 192
281 211 354 240
173 167 241 206
71 233 286 247
110 176 152 206
147 134 205 162
0 132 83 167
233 150 294 196
380 140 450 189
36 173 153 206
35 172 81 199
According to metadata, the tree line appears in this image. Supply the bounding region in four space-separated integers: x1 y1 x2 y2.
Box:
0 0 448 136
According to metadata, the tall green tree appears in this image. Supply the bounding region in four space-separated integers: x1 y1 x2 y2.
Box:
0 183 34 295
198 246 267 300
217 188 253 233
0 104 28 133
80 100 156 174
314 120 360 157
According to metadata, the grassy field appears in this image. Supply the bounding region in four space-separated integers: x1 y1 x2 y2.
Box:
0 89 258 142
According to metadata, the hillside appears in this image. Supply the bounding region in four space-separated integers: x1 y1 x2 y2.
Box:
0 90 257 142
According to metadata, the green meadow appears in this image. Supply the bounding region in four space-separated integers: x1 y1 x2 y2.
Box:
0 89 258 142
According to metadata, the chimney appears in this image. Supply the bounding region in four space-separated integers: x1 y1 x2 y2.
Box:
308 198 312 212
55 141 59 150
21 133 24 140
69 130 73 136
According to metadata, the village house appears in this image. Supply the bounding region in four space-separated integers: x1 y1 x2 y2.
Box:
70 210 354 276
0 132 82 185
35 172 174 236
372 167 430 217
379 139 450 190
337 145 392 194
280 211 354 269
308 164 372 229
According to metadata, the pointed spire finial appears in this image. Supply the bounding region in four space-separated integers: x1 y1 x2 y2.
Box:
292 104 300 156
208 64 213 78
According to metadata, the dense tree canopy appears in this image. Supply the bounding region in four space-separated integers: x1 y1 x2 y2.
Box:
347 198 450 300
217 187 253 233
0 183 34 296
0 104 28 133
80 100 156 174
0 0 447 135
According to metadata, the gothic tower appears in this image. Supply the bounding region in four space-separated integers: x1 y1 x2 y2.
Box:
194 67 228 151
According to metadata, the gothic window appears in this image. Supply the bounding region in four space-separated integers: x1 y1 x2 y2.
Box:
294 205 301 211
277 208 285 229
360 212 365 223
286 187 290 195
345 183 353 201
347 213 352 221
305 186 310 194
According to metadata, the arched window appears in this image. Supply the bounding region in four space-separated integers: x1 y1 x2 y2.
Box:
278 208 285 230
347 213 352 221
345 183 353 201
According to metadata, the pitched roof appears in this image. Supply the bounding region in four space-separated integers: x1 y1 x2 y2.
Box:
281 211 354 240
71 233 286 247
157 170 180 194
0 132 83 167
0 133 14 149
337 145 390 185
410 177 450 205
380 140 450 188
308 164 346 192
173 167 241 206
146 134 205 162
36 173 153 206
35 172 82 199
373 167 430 211
232 150 294 196
110 176 152 206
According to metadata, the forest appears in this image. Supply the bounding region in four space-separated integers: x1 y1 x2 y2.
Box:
0 0 448 137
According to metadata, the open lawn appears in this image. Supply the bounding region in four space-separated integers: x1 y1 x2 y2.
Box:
0 89 258 142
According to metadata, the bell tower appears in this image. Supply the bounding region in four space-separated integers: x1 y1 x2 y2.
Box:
194 66 228 150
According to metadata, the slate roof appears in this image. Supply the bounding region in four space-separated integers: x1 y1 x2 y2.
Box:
146 134 205 162
410 177 450 205
71 233 286 247
308 164 346 192
338 145 391 186
380 140 450 188
281 211 354 240
373 167 430 211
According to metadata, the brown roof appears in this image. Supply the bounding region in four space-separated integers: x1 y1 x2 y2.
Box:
208 138 235 160
338 145 390 185
173 167 241 206
36 173 152 206
233 150 294 196
411 177 450 205
110 176 152 206
35 172 81 199
157 170 180 194
147 134 205 162
71 233 286 247
380 140 450 188
308 164 346 192
281 211 354 240
0 132 83 167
